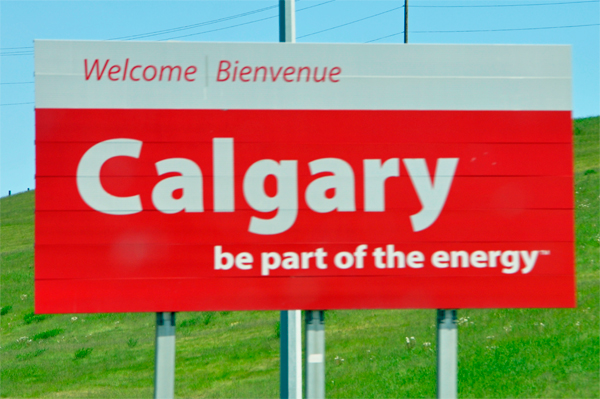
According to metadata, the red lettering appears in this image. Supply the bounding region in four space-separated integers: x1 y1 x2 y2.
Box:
122 59 129 81
130 65 141 81
184 66 197 82
232 61 239 82
270 66 283 82
143 66 157 81
84 59 110 81
313 67 327 82
239 66 252 82
297 66 310 82
254 66 267 82
217 60 231 81
283 67 296 82
160 66 182 81
213 64 340 84
108 65 121 81
329 67 341 83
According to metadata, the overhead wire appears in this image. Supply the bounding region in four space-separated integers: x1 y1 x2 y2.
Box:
157 14 278 41
158 0 335 41
4 0 597 52
411 0 598 7
366 22 599 43
1 50 34 56
2 0 597 52
299 0 598 38
0 0 335 52
0 102 34 106
1 4 280 54
415 22 600 33
298 6 402 38
108 4 280 40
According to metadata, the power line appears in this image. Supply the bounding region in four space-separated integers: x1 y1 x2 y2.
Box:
1 0 597 50
158 14 278 41
0 0 335 52
298 6 403 38
0 4 287 49
0 46 33 50
108 4 280 41
0 81 34 85
1 51 34 56
297 0 598 39
158 0 335 41
411 0 599 7
365 33 404 43
0 102 34 106
1 0 596 50
366 22 600 42
416 22 599 33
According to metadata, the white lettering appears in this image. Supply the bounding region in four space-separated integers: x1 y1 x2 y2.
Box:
235 252 253 270
261 252 281 276
364 159 399 211
306 158 355 213
520 250 539 274
152 158 203 214
372 247 387 269
403 158 459 232
450 250 469 268
432 251 449 268
243 160 298 235
354 245 368 269
501 251 520 274
213 138 234 212
76 139 143 215
315 248 328 269
334 252 354 269
78 138 460 235
386 245 405 268
214 246 234 270
282 252 300 270
407 251 424 268
470 250 488 268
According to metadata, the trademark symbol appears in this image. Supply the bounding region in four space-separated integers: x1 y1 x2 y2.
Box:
541 250 551 256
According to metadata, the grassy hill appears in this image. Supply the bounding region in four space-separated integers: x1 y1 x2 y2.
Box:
1 117 598 398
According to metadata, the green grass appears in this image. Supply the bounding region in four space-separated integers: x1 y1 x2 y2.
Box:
1 117 598 398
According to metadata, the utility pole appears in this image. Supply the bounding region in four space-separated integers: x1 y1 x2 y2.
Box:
279 0 296 43
278 6 301 399
404 0 408 43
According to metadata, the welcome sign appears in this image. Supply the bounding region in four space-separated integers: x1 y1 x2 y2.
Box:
35 41 574 313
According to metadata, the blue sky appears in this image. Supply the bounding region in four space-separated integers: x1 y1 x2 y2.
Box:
1 0 599 196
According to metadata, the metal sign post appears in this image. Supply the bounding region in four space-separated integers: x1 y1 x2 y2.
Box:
305 310 325 399
437 309 458 399
278 1 302 399
280 310 302 399
154 312 176 399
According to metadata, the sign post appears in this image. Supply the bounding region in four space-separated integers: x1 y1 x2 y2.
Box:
305 310 325 399
437 309 457 399
154 312 176 399
280 310 302 399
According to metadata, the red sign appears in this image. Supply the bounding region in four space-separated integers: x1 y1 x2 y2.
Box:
35 42 575 313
